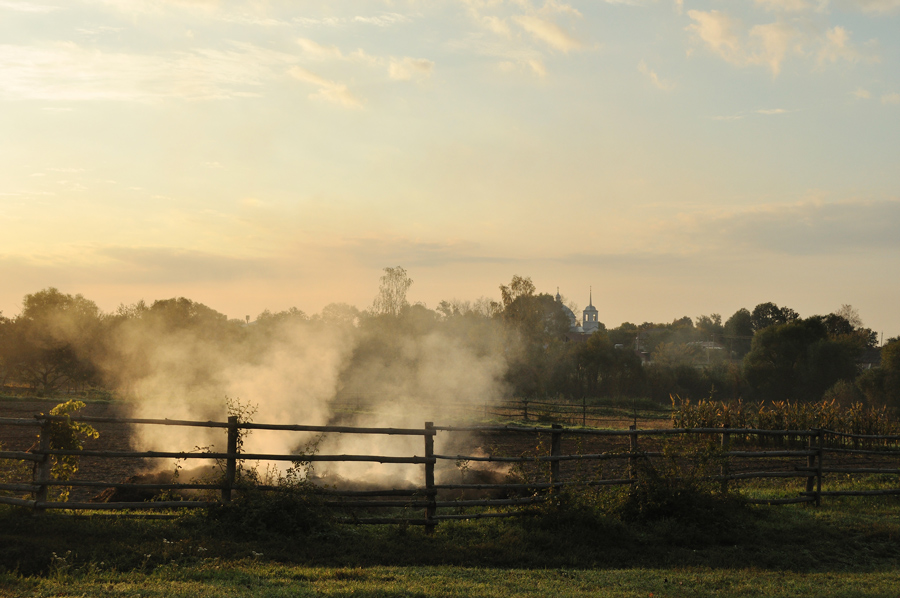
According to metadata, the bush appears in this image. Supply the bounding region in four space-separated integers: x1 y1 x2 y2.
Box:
205 482 332 539
608 437 742 523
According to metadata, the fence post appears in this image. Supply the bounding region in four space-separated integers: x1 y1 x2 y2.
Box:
805 429 816 500
815 428 824 508
222 416 238 503
720 426 730 495
33 417 52 513
582 397 586 427
550 424 562 492
523 399 528 422
424 422 436 534
628 424 638 480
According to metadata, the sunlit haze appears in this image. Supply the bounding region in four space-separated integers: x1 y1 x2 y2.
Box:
2 0 898 337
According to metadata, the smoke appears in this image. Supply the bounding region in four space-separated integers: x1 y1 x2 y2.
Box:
93 301 512 488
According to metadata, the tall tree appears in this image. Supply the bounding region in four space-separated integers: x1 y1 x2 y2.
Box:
371 266 413 317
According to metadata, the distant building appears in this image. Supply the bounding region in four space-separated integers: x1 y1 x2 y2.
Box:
582 289 600 334
556 288 601 340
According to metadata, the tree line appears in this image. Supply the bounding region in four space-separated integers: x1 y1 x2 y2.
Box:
0 268 897 410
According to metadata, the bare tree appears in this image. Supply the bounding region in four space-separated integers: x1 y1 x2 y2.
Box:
371 266 413 317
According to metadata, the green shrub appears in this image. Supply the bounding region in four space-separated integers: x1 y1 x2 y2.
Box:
205 483 332 539
608 437 742 522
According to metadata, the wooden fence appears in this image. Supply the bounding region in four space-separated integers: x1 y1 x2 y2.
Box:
3 415 900 530
331 398 662 427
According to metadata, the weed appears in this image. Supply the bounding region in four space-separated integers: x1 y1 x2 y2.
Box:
42 400 99 501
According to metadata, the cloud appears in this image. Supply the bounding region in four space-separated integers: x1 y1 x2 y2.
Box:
388 57 435 81
817 26 862 65
481 15 512 36
0 41 296 101
354 13 412 27
287 66 363 108
0 1 59 12
513 15 582 52
638 60 673 90
843 0 900 13
687 10 866 76
0 246 277 287
343 237 510 268
882 92 900 104
294 16 345 27
853 88 871 99
686 10 742 63
96 247 276 283
220 13 290 26
754 0 813 11
748 21 796 75
672 199 900 255
756 108 788 114
526 58 547 76
296 38 345 60
686 11 796 76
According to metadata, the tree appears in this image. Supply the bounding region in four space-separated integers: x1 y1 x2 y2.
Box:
696 314 723 340
255 307 308 327
858 339 900 408
823 305 877 349
10 288 103 394
750 302 799 332
317 303 360 328
724 308 754 358
499 275 535 309
371 266 413 317
743 317 859 402
0 312 12 389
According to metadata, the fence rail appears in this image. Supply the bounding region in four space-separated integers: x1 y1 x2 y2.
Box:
3 413 900 529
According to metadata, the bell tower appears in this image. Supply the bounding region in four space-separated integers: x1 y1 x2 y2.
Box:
582 287 599 334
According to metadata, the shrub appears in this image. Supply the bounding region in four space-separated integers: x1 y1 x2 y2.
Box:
608 437 741 523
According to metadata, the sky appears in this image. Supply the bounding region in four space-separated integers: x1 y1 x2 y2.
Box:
1 0 898 338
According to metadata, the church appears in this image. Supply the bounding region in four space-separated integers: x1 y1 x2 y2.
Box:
556 288 601 338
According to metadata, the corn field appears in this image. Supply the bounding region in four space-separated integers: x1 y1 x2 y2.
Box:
671 396 898 447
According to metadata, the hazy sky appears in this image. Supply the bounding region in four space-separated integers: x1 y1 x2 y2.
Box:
1 0 898 337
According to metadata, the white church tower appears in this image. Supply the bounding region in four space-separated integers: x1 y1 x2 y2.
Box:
582 287 600 334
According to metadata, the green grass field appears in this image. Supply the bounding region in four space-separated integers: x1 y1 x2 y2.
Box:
3 492 900 597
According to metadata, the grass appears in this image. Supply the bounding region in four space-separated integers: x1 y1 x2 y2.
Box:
5 564 900 597
3 491 900 597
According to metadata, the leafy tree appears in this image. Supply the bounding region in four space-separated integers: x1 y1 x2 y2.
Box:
317 303 360 328
671 316 694 330
859 340 900 408
724 308 753 358
609 322 639 349
743 317 859 402
499 275 536 309
0 312 11 389
255 307 308 327
696 314 724 340
750 302 799 332
146 297 228 331
822 305 877 350
9 288 102 395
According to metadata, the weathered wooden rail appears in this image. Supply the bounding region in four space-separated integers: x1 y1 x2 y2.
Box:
3 414 900 529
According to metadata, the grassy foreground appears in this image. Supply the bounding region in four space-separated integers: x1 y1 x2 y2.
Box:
3 493 900 597
5 563 900 597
